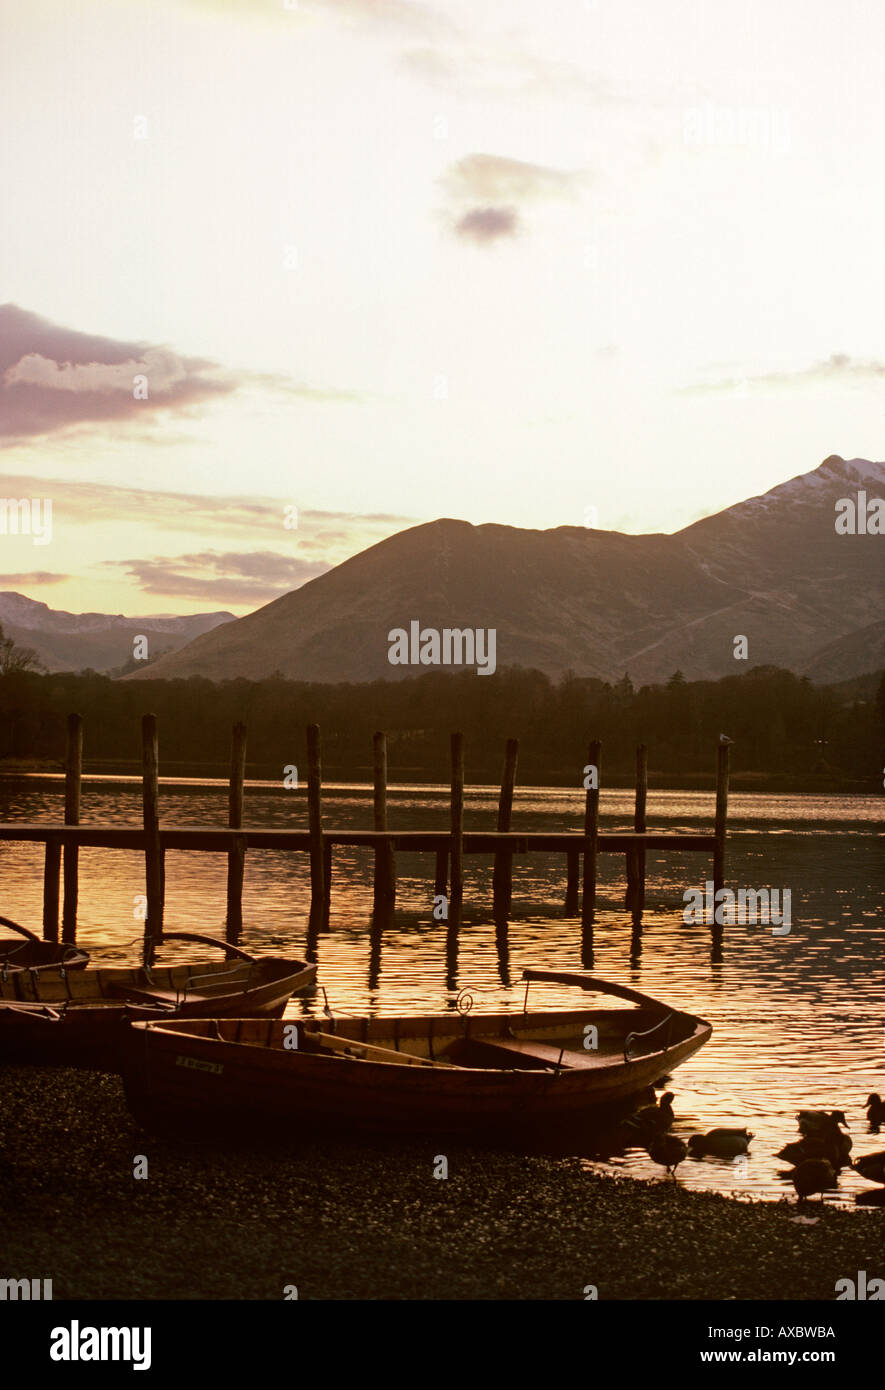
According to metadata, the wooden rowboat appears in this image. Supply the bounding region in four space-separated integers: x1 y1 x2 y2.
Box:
0 931 316 1070
0 915 88 974
123 970 712 1140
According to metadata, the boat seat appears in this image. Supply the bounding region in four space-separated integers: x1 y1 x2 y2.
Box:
453 1036 592 1070
104 983 182 1007
306 1030 445 1067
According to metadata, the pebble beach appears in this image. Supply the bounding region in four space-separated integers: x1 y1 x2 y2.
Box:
1 1066 882 1302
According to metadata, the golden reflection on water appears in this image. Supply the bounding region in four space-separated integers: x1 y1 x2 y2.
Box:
0 778 882 1207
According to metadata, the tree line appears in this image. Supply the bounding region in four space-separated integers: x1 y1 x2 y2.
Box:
0 652 881 788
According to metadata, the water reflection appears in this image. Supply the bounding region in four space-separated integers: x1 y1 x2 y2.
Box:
0 776 882 1206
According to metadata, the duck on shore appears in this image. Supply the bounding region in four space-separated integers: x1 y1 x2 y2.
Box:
647 1133 687 1177
688 1128 753 1159
791 1158 838 1204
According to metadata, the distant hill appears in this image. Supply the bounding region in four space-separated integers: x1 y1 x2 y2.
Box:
0 592 234 673
127 455 884 684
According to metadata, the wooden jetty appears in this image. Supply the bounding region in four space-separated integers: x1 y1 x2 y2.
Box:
0 717 729 947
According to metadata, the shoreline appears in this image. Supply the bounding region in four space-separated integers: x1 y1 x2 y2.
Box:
2 1066 881 1301
0 763 877 796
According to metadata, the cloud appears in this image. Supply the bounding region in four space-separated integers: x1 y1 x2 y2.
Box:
308 0 453 37
454 207 520 244
441 153 584 247
0 305 237 442
187 0 454 39
0 572 68 586
0 306 363 444
107 549 329 604
0 472 414 540
444 153 581 204
682 353 885 395
401 42 624 104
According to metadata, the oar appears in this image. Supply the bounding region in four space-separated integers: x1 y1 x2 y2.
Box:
0 915 41 942
522 968 682 1015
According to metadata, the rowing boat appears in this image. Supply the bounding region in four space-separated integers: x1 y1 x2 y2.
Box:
0 931 316 1069
0 915 88 973
123 970 712 1140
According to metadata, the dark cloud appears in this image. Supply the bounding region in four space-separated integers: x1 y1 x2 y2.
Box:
108 550 329 604
454 207 520 244
0 306 363 444
441 153 583 247
0 305 237 441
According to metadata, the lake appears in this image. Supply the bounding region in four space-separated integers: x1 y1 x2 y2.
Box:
1 775 882 1207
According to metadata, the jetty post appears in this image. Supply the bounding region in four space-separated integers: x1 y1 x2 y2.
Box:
449 732 464 925
492 738 519 918
226 721 247 943
306 723 328 921
60 713 83 943
713 740 730 899
581 739 601 932
373 730 396 910
626 743 648 917
141 713 164 959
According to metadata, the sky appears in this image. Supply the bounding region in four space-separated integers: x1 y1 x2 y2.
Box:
1 0 883 616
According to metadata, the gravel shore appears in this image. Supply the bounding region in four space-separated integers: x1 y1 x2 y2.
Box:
1 1065 881 1301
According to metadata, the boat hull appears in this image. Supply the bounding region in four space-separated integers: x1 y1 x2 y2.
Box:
0 939 88 973
0 958 316 1070
124 1007 712 1142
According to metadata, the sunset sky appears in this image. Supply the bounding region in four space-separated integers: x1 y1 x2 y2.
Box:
1 0 883 615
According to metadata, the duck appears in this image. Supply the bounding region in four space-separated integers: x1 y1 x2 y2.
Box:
628 1090 675 1135
688 1128 753 1159
853 1150 885 1184
865 1094 885 1130
647 1133 687 1176
791 1158 838 1203
619 1091 675 1143
797 1109 848 1139
777 1134 850 1170
856 1187 885 1207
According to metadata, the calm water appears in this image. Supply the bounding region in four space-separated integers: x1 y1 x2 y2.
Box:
1 776 882 1207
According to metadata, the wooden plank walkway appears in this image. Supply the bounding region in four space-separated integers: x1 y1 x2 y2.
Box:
0 825 716 853
0 716 730 953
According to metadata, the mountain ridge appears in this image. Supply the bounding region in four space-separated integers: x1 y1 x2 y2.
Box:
0 593 234 673
108 453 885 684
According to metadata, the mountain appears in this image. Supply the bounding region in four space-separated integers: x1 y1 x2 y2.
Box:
0 593 235 673
126 456 884 685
